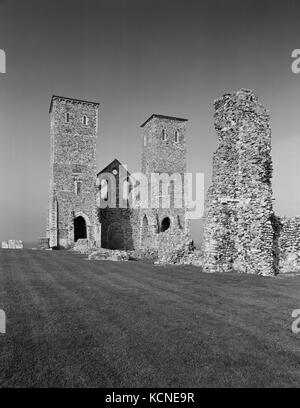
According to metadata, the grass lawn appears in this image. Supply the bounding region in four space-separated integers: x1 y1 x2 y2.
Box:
0 248 299 387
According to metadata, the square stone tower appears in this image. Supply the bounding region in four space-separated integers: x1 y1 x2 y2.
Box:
139 114 190 248
47 95 101 248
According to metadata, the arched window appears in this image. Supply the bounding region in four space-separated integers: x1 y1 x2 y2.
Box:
162 129 167 141
161 217 171 232
74 178 82 195
123 179 130 200
100 179 108 201
175 131 179 143
82 115 89 126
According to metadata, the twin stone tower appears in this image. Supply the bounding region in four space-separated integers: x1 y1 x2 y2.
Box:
47 95 189 252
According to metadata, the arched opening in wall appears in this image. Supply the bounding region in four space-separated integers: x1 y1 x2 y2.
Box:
161 217 170 232
123 177 132 201
107 222 124 250
74 216 87 242
142 215 148 232
141 215 150 246
100 179 108 201
177 215 183 229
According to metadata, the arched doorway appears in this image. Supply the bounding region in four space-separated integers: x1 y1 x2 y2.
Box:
107 222 124 249
161 217 170 232
74 216 87 242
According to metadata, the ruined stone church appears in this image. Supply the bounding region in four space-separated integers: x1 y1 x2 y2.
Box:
46 91 300 275
47 95 189 251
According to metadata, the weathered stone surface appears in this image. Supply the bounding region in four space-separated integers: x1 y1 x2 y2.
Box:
128 248 158 261
95 114 190 255
47 96 101 249
277 216 300 272
139 115 190 251
155 229 199 265
72 238 96 254
204 89 276 276
88 248 129 261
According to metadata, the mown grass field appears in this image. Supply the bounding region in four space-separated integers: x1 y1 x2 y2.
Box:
0 249 299 387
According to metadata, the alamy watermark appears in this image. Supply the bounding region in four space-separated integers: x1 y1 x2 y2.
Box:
291 49 300 73
291 309 300 334
0 309 6 334
96 167 204 219
0 49 6 73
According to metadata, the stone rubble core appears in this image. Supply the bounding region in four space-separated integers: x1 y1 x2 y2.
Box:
89 248 129 261
72 238 98 254
203 89 277 276
154 229 201 266
72 233 203 265
1 240 23 249
73 238 129 261
277 216 300 273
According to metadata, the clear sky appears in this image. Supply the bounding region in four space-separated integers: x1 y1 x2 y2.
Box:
1 0 300 244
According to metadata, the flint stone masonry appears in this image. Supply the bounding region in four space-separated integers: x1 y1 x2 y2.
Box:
139 115 191 252
93 115 191 257
47 96 101 249
46 98 190 259
72 238 98 254
204 89 277 276
277 216 300 273
89 248 129 261
155 229 197 265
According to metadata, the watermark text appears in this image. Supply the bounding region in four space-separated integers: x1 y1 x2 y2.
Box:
0 49 6 73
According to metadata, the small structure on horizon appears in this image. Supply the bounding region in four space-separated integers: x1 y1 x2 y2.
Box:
1 240 23 249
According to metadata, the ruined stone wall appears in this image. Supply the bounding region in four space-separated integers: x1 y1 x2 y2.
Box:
47 96 100 248
204 89 276 276
277 216 300 272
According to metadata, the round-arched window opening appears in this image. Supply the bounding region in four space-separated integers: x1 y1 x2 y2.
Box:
161 217 170 232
